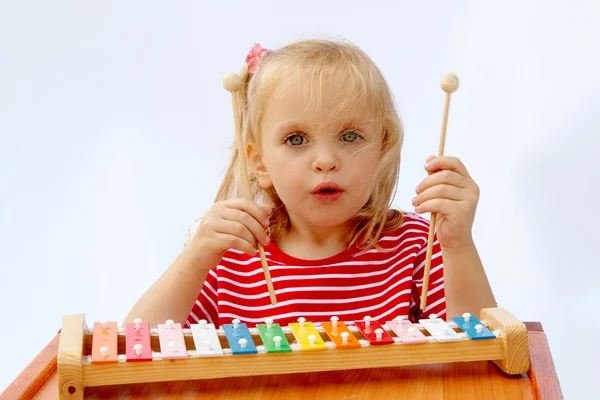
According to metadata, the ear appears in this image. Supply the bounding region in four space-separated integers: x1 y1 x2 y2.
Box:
246 141 272 189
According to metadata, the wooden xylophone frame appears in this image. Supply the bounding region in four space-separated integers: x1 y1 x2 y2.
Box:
57 307 530 400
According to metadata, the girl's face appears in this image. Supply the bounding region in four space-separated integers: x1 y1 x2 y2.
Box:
249 78 383 232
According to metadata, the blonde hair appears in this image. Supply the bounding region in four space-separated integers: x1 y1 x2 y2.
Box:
215 39 404 251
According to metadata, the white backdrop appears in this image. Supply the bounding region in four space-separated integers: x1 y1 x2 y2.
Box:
1 1 598 398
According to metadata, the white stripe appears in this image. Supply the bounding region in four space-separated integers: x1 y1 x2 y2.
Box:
413 268 444 288
218 287 411 313
363 228 428 253
227 248 274 257
220 237 423 269
425 283 444 298
196 300 218 324
217 260 413 290
204 280 218 299
377 221 429 241
188 310 200 323
200 289 218 315
413 247 442 277
424 296 446 313
412 262 443 284
369 301 413 322
196 297 215 324
219 290 410 321
416 243 428 257
218 274 412 301
424 306 446 319
221 254 276 266
413 237 440 258
221 302 408 324
218 244 420 280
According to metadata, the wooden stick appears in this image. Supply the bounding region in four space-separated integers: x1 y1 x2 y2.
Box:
420 73 459 312
223 71 277 305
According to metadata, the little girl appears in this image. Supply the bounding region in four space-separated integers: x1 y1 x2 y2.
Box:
125 39 496 328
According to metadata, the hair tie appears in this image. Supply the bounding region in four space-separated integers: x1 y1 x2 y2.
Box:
245 43 272 74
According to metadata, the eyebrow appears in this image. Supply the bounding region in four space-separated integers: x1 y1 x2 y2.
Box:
273 121 309 134
274 118 375 133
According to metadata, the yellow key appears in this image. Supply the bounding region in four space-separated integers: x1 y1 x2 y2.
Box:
288 317 327 351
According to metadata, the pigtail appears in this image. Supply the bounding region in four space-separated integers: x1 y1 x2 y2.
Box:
215 44 274 207
214 67 253 203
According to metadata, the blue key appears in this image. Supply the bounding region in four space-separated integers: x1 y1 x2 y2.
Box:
452 313 496 340
223 319 258 354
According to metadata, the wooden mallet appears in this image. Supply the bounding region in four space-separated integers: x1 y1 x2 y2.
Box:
419 73 459 312
222 68 277 305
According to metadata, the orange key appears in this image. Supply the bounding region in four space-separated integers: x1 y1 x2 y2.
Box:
320 316 361 349
91 320 118 364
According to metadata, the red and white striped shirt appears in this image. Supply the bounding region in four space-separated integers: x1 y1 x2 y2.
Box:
185 211 445 329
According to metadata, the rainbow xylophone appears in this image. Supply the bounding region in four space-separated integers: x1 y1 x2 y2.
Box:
57 307 530 400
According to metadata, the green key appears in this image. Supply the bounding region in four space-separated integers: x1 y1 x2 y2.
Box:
256 319 292 353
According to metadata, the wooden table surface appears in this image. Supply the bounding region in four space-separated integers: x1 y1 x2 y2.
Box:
2 322 563 399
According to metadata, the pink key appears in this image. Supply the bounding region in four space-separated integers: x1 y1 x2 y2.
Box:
157 320 187 359
386 318 429 344
125 318 152 361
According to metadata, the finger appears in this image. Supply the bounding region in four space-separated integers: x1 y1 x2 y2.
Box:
209 216 257 247
212 232 257 256
225 198 272 228
415 198 464 216
416 169 467 194
219 207 270 247
413 183 464 207
259 204 274 222
424 156 471 178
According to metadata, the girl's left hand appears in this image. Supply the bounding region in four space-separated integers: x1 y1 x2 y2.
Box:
412 155 480 250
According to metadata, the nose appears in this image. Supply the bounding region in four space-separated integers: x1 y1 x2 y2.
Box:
312 146 339 172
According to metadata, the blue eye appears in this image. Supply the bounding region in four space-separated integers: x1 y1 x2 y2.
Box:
286 134 305 146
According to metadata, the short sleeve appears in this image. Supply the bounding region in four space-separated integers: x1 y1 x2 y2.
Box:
409 231 446 322
183 218 220 328
184 267 220 328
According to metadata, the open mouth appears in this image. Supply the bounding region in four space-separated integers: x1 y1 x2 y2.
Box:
312 182 343 194
311 182 344 201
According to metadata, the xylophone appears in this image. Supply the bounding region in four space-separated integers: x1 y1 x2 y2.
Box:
57 307 530 400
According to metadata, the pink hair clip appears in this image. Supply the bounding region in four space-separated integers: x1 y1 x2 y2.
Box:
245 43 271 74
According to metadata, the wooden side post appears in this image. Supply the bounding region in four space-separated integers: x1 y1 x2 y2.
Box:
57 314 86 400
480 308 530 375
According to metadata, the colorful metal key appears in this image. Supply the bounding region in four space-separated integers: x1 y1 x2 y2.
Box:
91 320 118 364
157 319 188 359
288 317 327 351
321 316 360 348
190 319 224 356
386 317 429 344
256 318 291 353
354 316 394 345
452 313 496 340
125 318 152 361
223 319 257 355
419 314 462 342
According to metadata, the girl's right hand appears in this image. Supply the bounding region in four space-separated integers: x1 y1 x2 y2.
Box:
186 199 273 270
